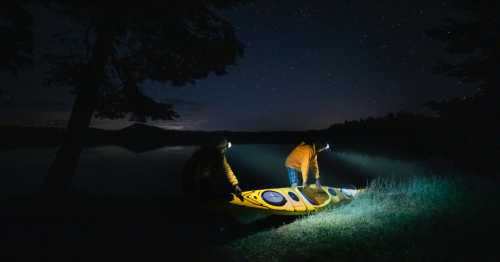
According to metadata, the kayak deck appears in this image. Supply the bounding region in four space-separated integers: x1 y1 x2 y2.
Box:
227 185 363 216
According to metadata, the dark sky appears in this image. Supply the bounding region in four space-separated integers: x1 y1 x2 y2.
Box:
0 0 474 131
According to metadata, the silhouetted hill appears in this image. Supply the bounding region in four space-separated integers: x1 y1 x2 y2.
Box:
120 123 166 134
110 124 326 152
0 124 325 153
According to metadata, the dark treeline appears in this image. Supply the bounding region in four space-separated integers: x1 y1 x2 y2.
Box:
0 123 323 152
422 0 500 176
326 109 498 177
1 107 498 178
326 112 441 154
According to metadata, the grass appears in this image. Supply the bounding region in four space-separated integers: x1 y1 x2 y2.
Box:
225 175 500 261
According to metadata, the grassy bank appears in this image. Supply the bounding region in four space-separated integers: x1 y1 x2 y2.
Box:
225 175 500 261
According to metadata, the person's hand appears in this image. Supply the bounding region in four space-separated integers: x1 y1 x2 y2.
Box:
315 179 322 189
234 185 242 194
234 185 243 201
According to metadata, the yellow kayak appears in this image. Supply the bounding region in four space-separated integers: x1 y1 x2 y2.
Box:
226 185 364 216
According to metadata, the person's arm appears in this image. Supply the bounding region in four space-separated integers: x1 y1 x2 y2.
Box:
311 154 319 180
223 155 239 188
310 154 322 188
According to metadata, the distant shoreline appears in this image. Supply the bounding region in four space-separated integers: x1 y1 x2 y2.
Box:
0 124 326 151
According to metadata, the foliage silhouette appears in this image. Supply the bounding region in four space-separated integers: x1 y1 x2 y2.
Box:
38 0 251 193
423 0 499 175
425 0 499 133
0 2 33 74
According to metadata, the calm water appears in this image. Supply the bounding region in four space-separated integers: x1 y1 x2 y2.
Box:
0 144 459 261
0 144 450 195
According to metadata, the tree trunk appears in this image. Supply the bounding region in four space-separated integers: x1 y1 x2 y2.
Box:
44 27 114 194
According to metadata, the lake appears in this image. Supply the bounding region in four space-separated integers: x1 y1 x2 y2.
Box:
0 144 460 261
0 144 450 195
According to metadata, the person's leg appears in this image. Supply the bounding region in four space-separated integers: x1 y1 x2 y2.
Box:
287 167 300 187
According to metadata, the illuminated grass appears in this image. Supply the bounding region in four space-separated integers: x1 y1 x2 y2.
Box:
227 175 500 261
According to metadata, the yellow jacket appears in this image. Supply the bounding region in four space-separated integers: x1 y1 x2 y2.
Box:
285 142 319 183
223 155 238 186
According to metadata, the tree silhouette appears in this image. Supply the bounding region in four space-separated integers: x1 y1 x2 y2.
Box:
40 0 250 193
426 0 499 128
425 0 499 175
0 2 33 74
0 2 33 106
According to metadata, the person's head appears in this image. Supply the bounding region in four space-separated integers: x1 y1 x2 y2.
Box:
208 135 231 153
313 141 330 153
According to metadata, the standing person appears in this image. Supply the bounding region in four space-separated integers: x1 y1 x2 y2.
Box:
285 140 330 188
181 136 242 201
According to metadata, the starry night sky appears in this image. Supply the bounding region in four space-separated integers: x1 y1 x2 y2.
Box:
0 0 474 131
